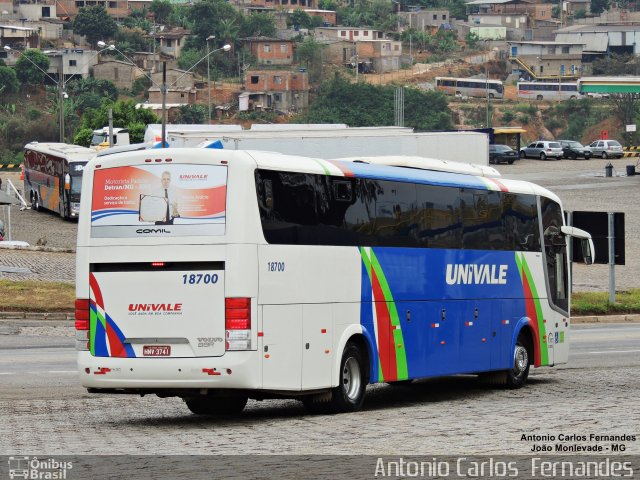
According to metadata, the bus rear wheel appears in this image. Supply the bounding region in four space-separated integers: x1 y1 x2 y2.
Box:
183 394 248 415
31 193 41 212
304 342 367 414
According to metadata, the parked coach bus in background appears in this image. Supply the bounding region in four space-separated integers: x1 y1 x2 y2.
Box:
517 82 581 101
75 149 594 415
24 142 95 220
435 77 505 99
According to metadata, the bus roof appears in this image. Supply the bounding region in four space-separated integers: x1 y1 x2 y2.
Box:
24 142 96 161
248 150 559 201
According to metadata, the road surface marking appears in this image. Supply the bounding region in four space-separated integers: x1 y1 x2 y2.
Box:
573 349 640 355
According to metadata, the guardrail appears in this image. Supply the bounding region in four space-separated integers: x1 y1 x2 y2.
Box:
623 147 640 158
0 163 22 171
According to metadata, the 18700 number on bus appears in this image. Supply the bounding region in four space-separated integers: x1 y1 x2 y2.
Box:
182 273 219 284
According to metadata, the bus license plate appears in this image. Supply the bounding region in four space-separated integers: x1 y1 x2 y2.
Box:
143 345 171 356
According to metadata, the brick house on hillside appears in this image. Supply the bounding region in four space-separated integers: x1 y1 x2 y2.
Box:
240 69 309 113
93 60 144 90
241 37 294 65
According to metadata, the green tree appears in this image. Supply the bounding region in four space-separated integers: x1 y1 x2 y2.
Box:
296 36 326 85
114 27 151 53
337 0 400 31
15 49 50 86
573 8 587 18
73 6 118 46
186 0 240 48
65 77 118 103
0 66 19 97
123 9 152 31
79 98 159 133
73 127 94 147
150 0 174 24
465 31 480 49
127 122 147 143
289 9 313 29
590 0 610 15
240 12 277 37
301 75 453 130
318 0 338 10
175 104 207 123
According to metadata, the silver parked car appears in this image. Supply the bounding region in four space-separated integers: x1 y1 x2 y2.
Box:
588 139 623 159
519 141 564 160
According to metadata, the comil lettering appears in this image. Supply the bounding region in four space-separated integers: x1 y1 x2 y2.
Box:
446 264 508 285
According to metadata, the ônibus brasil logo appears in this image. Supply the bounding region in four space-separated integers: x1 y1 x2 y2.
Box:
8 456 72 479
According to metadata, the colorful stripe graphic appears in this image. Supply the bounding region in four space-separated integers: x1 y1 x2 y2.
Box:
89 273 135 358
515 253 548 366
360 247 408 382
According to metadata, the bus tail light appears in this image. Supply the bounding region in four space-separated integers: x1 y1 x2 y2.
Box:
75 299 90 351
225 298 251 351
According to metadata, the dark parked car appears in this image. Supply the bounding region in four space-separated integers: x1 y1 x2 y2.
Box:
489 144 518 164
558 140 592 159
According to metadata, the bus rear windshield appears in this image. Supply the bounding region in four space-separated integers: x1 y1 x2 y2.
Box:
255 170 541 252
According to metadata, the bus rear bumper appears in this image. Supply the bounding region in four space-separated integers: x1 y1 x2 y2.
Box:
77 351 262 390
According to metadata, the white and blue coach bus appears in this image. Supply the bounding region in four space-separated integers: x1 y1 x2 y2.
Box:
75 149 593 414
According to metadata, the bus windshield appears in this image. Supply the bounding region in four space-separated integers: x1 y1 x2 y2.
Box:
70 162 87 195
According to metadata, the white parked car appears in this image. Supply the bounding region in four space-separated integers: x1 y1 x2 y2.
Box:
519 141 564 160
588 139 623 159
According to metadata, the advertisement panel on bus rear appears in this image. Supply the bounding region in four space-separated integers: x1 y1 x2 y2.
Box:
90 164 227 238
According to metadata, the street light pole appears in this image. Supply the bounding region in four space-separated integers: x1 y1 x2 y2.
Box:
206 35 215 123
111 43 230 148
59 60 64 142
161 62 167 148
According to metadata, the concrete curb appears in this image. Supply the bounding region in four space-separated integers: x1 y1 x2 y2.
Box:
572 314 640 324
0 312 73 320
0 244 75 253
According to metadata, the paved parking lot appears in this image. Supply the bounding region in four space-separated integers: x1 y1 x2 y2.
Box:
1 156 638 291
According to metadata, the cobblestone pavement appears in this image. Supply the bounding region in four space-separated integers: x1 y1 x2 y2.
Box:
0 366 638 455
1 158 639 291
0 248 75 283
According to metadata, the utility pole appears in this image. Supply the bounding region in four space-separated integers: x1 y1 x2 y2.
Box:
206 35 215 124
161 61 167 148
59 60 64 142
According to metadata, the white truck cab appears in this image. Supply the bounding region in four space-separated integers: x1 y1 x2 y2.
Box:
90 128 130 151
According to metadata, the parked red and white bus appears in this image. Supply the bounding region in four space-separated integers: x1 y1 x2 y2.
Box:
24 142 95 219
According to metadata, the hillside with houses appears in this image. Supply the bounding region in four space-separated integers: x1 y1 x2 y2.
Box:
0 0 638 161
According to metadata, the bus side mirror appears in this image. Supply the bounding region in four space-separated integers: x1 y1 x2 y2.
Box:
64 173 71 191
581 238 594 265
561 225 595 265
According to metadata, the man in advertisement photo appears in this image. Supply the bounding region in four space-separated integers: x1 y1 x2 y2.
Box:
155 170 180 225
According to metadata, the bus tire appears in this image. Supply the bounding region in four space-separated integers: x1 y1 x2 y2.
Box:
506 336 531 389
32 193 41 212
536 95 543 100
183 394 248 415
329 342 367 413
